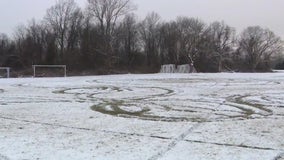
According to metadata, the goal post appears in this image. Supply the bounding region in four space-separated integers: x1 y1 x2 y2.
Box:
32 65 67 77
0 67 10 78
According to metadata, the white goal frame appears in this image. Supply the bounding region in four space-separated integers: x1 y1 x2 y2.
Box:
0 67 10 78
32 65 67 77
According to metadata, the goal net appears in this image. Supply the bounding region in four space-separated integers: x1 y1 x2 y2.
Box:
0 67 10 78
32 65 67 77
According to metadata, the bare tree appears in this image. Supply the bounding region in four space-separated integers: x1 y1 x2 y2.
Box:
0 34 10 55
159 21 179 65
139 12 161 68
13 25 27 59
239 26 283 71
25 20 46 64
44 0 83 63
175 17 206 66
0 33 11 66
26 20 60 65
87 0 135 62
115 14 139 68
87 0 135 37
207 21 235 71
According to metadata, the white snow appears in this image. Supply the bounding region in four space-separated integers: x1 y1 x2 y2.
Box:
0 73 284 160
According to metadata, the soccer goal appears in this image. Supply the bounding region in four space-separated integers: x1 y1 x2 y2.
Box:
0 67 10 78
32 65 67 77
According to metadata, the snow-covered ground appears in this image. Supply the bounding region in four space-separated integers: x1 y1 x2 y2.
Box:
0 73 284 160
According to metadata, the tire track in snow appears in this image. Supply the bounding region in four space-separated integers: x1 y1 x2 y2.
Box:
185 140 282 151
0 115 172 141
148 122 204 160
148 82 229 160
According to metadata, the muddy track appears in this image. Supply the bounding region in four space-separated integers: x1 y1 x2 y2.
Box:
54 80 280 123
226 95 273 117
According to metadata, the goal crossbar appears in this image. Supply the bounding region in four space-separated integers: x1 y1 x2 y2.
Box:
0 67 10 78
32 65 67 77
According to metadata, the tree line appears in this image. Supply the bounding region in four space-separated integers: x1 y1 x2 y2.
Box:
0 0 283 75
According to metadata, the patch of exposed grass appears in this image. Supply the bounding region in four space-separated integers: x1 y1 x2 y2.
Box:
91 100 208 122
91 100 150 117
234 95 272 114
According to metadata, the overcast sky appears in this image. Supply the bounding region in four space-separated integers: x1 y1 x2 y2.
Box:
0 0 283 38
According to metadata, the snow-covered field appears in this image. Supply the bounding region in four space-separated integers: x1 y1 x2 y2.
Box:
0 73 284 160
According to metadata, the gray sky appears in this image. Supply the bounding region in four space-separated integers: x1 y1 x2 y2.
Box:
0 0 284 39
